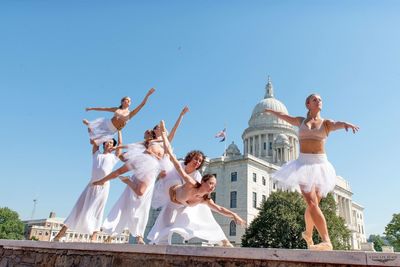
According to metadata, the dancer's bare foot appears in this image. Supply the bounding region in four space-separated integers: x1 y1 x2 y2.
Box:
91 232 98 243
136 236 145 244
83 119 89 126
302 231 314 249
310 241 333 251
53 226 67 242
221 240 234 247
119 176 130 184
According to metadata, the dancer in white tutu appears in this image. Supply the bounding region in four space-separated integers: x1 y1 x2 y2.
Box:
145 121 246 246
53 131 123 242
265 93 359 251
83 88 155 145
93 107 189 244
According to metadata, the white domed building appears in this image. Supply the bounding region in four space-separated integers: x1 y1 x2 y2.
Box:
242 77 298 165
203 77 366 249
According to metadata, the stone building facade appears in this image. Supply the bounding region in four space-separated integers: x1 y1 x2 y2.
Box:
23 212 129 243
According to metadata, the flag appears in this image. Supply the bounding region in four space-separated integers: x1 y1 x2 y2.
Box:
215 128 226 142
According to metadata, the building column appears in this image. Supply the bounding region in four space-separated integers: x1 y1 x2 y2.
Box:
258 135 262 157
252 136 255 156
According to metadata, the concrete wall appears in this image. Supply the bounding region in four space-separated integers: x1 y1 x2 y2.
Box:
1 240 399 267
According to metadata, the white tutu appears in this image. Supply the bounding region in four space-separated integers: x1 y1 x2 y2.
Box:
63 182 110 234
121 142 146 161
87 117 117 145
125 153 172 185
147 203 227 245
102 175 154 237
272 153 336 197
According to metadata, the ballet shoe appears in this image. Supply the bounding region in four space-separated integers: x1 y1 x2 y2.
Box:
136 236 145 244
301 231 314 248
309 241 333 251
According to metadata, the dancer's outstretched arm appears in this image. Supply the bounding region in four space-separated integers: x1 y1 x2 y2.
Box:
85 107 118 112
128 88 155 119
92 142 99 155
206 199 246 226
92 164 130 186
115 130 123 159
264 109 303 127
324 120 359 134
168 106 189 142
160 120 197 186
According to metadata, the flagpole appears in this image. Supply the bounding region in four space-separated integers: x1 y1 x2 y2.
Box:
223 123 227 157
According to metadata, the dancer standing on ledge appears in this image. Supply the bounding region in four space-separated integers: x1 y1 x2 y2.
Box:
265 93 359 251
53 131 123 242
83 88 155 145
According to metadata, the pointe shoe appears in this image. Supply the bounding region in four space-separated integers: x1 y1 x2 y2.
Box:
136 236 145 244
301 232 314 248
310 241 333 251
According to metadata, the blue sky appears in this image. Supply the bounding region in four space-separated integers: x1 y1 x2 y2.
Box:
0 1 399 237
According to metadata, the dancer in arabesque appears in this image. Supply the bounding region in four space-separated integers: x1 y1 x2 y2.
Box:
83 88 155 145
93 107 189 244
265 93 359 251
53 131 123 242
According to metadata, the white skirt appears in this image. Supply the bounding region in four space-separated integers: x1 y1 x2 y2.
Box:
272 153 336 197
147 202 227 245
102 175 155 237
63 182 110 234
87 117 117 146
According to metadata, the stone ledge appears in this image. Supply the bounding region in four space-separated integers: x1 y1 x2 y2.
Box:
1 240 399 267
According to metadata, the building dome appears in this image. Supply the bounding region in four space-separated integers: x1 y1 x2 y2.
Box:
248 77 292 128
274 133 290 146
225 141 241 157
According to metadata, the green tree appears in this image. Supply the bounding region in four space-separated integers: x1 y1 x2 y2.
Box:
368 234 385 252
384 213 400 252
0 207 25 240
241 191 351 250
242 191 306 249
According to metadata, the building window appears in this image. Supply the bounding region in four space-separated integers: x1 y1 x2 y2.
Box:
252 192 257 208
211 192 216 202
273 182 276 190
253 173 257 183
231 172 237 182
262 176 266 186
263 142 267 150
229 220 237 236
262 195 266 203
230 191 237 208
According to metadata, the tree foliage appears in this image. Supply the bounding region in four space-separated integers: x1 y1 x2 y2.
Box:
0 207 25 240
241 191 351 250
384 213 400 252
368 234 385 252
